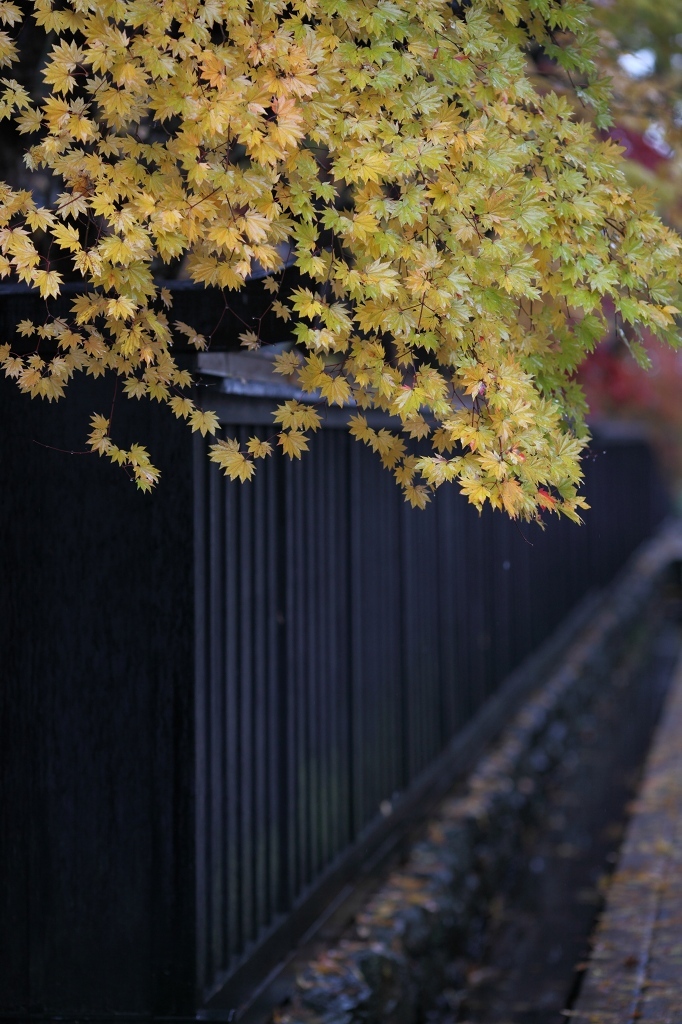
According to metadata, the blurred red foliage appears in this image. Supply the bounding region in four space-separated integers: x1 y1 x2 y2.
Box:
578 336 682 490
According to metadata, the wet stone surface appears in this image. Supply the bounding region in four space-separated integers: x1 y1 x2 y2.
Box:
272 549 681 1024
572 619 682 1024
460 615 680 1023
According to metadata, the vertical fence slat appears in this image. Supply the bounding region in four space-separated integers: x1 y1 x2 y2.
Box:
193 436 209 995
224 458 241 961
238 461 254 944
252 432 268 935
284 456 298 906
266 448 281 922
208 462 225 980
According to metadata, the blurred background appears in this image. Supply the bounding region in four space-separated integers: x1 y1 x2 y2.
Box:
564 1 682 502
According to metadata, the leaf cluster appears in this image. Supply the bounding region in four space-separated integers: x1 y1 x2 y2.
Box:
0 0 680 518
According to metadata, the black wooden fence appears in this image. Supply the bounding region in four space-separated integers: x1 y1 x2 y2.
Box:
193 389 667 1012
0 356 668 1022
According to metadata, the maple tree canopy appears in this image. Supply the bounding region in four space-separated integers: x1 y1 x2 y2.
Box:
0 0 680 519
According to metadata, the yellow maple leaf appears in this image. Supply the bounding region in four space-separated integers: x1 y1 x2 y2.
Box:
278 430 309 459
403 484 431 509
32 268 62 298
190 408 220 436
246 436 273 458
319 374 350 406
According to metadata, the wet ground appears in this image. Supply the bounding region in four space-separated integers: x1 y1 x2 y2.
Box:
446 606 682 1024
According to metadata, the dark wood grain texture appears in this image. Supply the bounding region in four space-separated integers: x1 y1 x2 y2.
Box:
0 373 196 1018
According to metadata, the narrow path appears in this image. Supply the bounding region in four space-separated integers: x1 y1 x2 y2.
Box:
457 612 680 1023
572 637 682 1023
